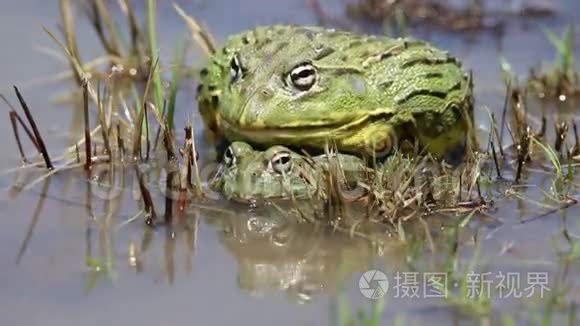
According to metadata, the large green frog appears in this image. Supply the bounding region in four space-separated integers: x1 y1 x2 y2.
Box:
197 25 474 160
211 141 367 202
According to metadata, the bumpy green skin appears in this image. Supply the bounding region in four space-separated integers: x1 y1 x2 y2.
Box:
211 142 364 202
197 25 474 159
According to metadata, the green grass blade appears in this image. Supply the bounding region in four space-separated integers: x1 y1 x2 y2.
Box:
337 293 352 326
563 25 575 74
543 27 566 58
369 298 385 326
147 0 164 116
531 137 563 176
543 25 576 74
166 35 186 130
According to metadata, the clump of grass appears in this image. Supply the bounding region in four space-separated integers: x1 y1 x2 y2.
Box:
284 141 492 236
527 25 580 101
2 0 217 228
488 72 577 187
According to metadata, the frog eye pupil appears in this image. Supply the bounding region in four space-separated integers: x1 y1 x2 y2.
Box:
224 147 236 166
230 54 243 82
271 152 292 174
289 63 317 91
278 155 291 165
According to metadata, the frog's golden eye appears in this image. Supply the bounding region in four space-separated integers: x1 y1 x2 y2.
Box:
365 133 397 159
270 151 292 174
374 140 393 158
224 146 236 167
230 54 243 83
288 63 317 91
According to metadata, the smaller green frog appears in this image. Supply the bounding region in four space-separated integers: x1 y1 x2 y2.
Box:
211 142 366 202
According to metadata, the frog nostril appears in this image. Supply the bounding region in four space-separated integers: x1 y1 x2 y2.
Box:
259 88 273 99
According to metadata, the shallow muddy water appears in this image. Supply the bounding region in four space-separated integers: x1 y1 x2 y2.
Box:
1 1 580 325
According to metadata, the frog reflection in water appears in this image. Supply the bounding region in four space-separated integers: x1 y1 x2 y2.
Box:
204 207 479 303
207 209 402 303
211 141 367 202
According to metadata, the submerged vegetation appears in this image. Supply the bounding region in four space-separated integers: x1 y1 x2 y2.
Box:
2 0 580 324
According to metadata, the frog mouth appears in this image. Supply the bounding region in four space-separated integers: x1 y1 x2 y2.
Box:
219 113 391 141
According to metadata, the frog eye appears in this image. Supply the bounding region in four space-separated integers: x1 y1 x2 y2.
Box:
365 133 397 159
230 54 243 83
224 146 236 167
270 151 292 174
374 141 393 158
288 63 317 91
